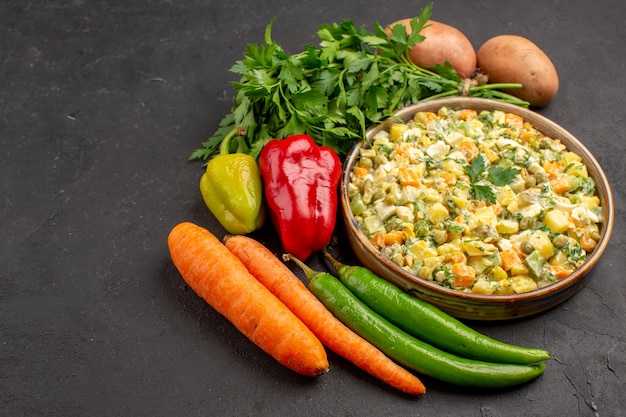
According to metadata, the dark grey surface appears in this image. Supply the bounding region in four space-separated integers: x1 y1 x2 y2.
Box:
2 1 625 416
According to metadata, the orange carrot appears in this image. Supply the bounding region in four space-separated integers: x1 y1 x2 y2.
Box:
440 171 457 186
501 248 523 271
504 112 524 129
458 140 479 162
549 264 573 280
353 165 368 179
167 222 329 377
458 109 477 121
569 227 597 251
448 251 467 265
369 231 386 249
543 160 565 178
383 230 405 246
452 263 476 289
224 234 426 395
549 173 571 195
398 167 421 187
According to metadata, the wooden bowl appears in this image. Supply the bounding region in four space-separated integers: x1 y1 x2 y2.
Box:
340 97 614 320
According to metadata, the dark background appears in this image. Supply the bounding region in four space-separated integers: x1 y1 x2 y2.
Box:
2 1 625 416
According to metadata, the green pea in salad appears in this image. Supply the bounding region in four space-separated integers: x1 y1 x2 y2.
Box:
347 106 604 295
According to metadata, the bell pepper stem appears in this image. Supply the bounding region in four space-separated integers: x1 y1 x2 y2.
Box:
219 127 247 155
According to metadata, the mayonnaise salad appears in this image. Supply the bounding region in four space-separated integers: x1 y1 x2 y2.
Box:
347 106 603 295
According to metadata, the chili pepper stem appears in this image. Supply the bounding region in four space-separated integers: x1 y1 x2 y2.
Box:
322 246 347 274
283 254 324 285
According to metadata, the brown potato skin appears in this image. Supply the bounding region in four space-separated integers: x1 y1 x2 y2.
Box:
477 35 559 107
386 19 477 78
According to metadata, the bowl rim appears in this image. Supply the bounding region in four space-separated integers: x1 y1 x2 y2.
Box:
341 97 615 303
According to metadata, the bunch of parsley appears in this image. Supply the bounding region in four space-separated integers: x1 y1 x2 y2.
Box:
190 4 527 162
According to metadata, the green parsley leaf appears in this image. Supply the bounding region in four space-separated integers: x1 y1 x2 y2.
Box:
445 221 465 235
347 106 366 137
488 166 521 186
431 62 461 82
278 58 305 93
312 69 340 96
348 57 374 73
361 61 379 88
360 35 388 48
464 153 518 204
292 89 328 112
406 4 432 45
472 184 497 205
464 154 488 183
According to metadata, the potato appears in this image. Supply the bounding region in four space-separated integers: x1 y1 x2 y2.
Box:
477 35 559 107
386 19 477 78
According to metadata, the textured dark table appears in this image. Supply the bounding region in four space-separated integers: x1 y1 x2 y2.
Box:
2 1 625 416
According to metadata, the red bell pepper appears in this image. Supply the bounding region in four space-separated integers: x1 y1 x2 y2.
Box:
259 134 342 261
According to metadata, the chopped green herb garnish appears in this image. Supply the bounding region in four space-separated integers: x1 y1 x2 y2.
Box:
464 154 520 204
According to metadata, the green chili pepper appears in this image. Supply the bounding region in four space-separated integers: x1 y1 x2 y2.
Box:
323 248 551 365
286 254 546 388
199 128 265 235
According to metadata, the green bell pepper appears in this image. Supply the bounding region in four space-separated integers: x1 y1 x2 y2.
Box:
199 128 265 235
